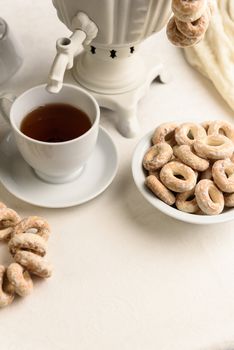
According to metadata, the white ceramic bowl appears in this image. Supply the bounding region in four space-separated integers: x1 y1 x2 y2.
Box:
132 130 234 225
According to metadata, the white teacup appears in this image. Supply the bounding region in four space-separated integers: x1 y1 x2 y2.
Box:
0 84 100 184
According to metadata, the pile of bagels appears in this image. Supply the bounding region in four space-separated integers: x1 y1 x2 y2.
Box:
0 202 52 308
143 120 234 216
167 0 215 47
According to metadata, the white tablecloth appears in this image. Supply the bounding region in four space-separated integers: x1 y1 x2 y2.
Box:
0 1 234 349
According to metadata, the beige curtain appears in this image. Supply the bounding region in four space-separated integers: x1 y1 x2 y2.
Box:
184 0 234 112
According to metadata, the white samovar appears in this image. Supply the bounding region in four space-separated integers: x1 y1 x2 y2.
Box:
47 0 172 137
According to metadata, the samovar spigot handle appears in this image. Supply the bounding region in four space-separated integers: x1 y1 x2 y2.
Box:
46 12 98 94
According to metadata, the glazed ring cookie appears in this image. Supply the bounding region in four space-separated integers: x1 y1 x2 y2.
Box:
195 179 224 215
0 265 15 307
175 10 209 38
0 208 21 241
194 135 234 160
9 233 47 257
212 159 234 193
208 120 234 143
174 144 209 171
172 0 208 22
13 216 51 241
166 17 203 48
152 122 178 147
224 193 234 207
175 122 206 146
145 175 176 206
176 188 199 213
160 161 197 192
143 143 173 171
7 263 33 297
13 250 52 278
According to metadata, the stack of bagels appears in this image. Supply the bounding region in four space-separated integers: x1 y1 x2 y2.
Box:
167 0 214 47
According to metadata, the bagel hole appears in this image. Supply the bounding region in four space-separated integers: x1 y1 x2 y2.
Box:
21 247 44 256
192 19 200 25
218 128 226 136
2 274 14 294
187 130 194 140
225 169 234 178
174 174 185 180
165 131 174 142
22 247 35 252
208 188 218 203
187 194 195 201
22 247 36 253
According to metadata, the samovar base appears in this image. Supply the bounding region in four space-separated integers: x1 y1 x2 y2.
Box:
72 53 170 138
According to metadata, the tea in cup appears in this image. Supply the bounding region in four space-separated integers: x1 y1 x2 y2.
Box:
0 84 100 183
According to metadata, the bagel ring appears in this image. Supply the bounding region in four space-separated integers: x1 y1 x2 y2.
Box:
175 122 207 146
13 251 52 278
172 0 208 22
174 144 209 171
9 217 52 279
13 216 51 241
143 143 173 171
9 233 47 257
212 159 234 193
224 193 234 207
201 120 213 133
208 120 234 143
175 10 209 38
195 179 224 215
194 134 234 160
0 265 14 307
176 188 199 213
145 175 176 206
167 17 203 48
7 263 33 297
0 208 21 241
160 161 197 192
152 122 178 147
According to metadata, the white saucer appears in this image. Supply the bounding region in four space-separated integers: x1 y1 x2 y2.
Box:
0 127 118 208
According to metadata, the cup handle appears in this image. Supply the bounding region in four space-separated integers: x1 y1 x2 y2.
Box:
0 92 16 124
